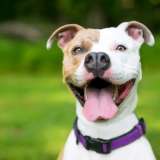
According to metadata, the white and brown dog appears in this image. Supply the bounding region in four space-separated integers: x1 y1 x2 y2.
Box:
47 21 156 160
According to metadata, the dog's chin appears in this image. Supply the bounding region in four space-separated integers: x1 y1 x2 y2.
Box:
68 77 135 122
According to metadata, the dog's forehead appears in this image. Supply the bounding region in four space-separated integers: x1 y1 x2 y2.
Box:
74 27 130 43
90 27 134 52
74 29 100 42
101 27 133 45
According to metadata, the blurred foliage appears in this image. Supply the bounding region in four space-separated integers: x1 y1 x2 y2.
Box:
1 0 160 31
0 38 63 74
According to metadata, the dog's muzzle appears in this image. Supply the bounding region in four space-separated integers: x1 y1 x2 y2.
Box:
68 52 136 121
84 52 110 76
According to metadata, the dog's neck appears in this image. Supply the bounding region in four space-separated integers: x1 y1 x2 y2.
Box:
77 112 138 140
76 84 139 140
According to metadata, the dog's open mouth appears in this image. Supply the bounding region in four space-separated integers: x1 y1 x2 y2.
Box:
68 78 135 121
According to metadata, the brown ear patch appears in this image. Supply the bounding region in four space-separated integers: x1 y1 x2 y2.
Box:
57 29 77 48
47 24 84 49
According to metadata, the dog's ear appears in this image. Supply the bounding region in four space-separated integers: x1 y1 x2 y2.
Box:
46 24 84 49
118 21 155 46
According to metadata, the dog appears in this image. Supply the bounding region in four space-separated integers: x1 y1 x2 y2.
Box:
47 21 156 160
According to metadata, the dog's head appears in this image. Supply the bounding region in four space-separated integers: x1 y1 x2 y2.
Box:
47 21 154 122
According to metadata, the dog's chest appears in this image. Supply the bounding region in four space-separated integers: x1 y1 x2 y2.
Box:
63 131 156 160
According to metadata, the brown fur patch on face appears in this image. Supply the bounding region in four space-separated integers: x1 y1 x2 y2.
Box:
62 29 100 82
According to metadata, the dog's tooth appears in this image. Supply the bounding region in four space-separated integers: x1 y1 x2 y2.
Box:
113 86 118 102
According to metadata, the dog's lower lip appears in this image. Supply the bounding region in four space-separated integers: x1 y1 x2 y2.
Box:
68 78 135 107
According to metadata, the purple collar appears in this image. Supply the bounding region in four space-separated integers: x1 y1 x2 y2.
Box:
74 118 146 154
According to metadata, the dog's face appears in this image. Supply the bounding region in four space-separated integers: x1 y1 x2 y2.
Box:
47 21 154 122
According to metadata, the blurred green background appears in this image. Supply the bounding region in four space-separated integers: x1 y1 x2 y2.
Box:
0 0 160 160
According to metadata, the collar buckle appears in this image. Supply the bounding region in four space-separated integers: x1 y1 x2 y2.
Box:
85 136 101 151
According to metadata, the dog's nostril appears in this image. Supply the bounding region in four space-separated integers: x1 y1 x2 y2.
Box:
100 55 107 63
99 53 110 69
85 53 97 73
85 55 94 64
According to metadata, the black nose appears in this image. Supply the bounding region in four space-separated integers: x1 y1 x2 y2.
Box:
84 52 110 76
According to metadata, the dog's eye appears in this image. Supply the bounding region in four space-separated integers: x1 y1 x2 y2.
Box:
72 47 85 55
116 45 127 51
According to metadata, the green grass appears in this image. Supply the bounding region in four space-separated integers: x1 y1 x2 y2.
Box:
0 72 159 160
0 74 74 160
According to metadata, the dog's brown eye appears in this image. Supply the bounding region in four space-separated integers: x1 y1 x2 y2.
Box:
116 45 127 51
72 47 85 55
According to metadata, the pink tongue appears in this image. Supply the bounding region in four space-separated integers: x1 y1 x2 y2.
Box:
83 87 118 121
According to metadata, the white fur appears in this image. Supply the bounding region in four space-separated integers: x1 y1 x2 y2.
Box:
61 22 156 160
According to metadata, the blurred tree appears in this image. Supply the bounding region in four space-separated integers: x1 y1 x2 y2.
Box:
0 0 160 31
